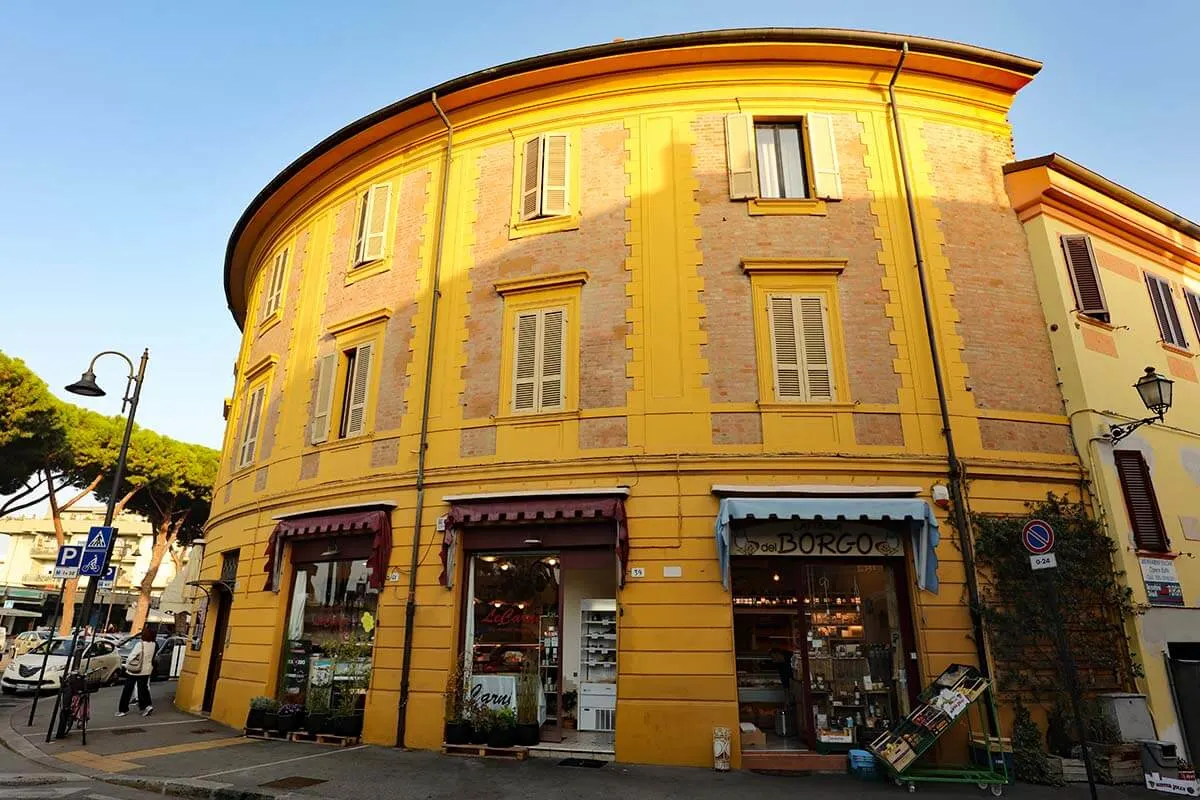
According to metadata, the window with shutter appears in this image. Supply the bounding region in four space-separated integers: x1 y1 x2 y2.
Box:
1145 274 1188 348
262 249 288 321
1060 235 1108 321
766 294 835 402
354 184 391 265
236 386 265 468
340 343 374 438
728 114 842 203
510 308 567 413
520 136 543 221
540 309 565 410
512 312 539 412
309 354 337 445
1185 290 1200 344
1114 450 1170 552
724 113 758 200
517 134 571 221
755 123 809 199
805 113 842 200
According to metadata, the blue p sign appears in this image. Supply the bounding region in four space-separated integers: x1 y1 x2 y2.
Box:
53 546 82 579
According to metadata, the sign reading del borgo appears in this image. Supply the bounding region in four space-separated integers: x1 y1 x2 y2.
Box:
1023 519 1057 570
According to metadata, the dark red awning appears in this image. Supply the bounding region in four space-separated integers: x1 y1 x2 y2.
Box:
264 508 391 591
440 495 628 588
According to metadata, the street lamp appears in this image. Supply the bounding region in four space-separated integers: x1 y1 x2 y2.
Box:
1109 366 1174 443
62 350 148 663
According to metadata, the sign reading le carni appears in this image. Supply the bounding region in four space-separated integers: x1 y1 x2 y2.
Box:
731 525 904 558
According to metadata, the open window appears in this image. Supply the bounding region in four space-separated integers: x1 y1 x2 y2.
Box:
353 183 391 267
235 385 266 469
519 133 571 221
309 342 375 444
725 113 842 203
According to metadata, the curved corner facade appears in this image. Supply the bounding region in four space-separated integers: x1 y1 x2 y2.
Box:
177 30 1083 768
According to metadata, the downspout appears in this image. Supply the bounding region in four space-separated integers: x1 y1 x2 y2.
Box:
396 92 453 748
888 44 991 682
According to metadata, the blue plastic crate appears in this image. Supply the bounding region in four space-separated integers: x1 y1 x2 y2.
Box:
849 749 880 780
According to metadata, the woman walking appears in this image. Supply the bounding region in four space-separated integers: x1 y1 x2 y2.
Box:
116 627 156 717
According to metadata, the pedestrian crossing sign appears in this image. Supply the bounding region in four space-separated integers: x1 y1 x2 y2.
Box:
79 525 116 577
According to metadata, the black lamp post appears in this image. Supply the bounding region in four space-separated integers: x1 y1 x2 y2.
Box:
63 349 149 664
1109 367 1174 443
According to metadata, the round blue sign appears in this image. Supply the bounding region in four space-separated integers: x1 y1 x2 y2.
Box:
1022 519 1055 555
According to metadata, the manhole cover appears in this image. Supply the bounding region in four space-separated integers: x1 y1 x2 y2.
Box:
112 727 146 735
558 758 606 768
259 776 328 789
191 727 218 734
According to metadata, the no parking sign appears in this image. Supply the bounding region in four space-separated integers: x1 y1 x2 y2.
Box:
1022 519 1057 570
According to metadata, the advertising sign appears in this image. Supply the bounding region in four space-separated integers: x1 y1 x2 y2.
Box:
1139 557 1185 607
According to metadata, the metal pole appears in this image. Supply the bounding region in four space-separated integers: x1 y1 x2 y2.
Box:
1046 574 1099 800
28 585 64 726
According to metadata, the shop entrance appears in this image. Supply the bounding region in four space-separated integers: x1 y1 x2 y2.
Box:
733 554 919 752
463 550 617 752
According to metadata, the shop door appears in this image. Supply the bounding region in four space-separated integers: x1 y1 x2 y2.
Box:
1168 654 1200 763
202 589 231 713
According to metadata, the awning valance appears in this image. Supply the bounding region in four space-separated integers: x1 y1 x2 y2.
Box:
263 508 391 592
715 497 941 593
440 495 629 588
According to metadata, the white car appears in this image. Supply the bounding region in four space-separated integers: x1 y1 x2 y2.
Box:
0 638 121 694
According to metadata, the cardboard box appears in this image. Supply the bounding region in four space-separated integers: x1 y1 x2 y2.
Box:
740 722 766 749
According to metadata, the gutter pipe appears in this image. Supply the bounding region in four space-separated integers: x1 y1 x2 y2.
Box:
888 44 992 682
396 92 453 749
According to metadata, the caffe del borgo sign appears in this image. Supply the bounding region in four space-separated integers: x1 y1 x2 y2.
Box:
731 522 903 558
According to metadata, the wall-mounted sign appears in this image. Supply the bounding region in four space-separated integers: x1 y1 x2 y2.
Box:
731 522 903 558
1139 557 1184 607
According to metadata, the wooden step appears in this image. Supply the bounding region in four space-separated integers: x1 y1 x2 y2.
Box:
290 730 362 747
741 750 848 774
443 743 529 760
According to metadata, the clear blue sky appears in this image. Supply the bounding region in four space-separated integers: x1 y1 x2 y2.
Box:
2 1 1196 449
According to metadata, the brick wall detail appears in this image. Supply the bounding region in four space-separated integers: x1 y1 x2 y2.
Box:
853 413 905 447
711 412 762 445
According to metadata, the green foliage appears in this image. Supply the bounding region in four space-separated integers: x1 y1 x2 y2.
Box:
114 428 219 544
0 352 65 497
1011 701 1063 786
444 660 466 723
307 687 331 715
516 657 539 724
492 706 516 730
323 635 371 716
250 696 278 711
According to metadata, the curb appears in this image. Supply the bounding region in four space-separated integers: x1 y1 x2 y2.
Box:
105 774 299 800
0 773 79 786
0 700 97 779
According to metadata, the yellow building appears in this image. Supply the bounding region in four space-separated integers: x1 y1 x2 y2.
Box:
177 29 1088 769
1006 155 1200 763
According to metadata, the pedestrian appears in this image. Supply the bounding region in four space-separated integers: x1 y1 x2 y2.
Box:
116 627 155 717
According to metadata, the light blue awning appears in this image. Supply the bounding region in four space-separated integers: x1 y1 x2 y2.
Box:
715 497 940 593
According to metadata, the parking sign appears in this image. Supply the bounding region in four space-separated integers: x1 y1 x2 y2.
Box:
53 546 83 579
98 566 118 591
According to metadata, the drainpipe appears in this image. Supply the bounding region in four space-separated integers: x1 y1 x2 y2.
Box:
888 44 991 683
396 92 453 748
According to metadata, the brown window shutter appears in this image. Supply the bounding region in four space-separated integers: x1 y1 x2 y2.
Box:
1114 450 1170 552
1145 274 1188 348
1060 235 1108 321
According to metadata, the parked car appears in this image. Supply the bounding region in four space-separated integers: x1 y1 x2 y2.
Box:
115 634 186 681
0 638 121 694
9 630 51 659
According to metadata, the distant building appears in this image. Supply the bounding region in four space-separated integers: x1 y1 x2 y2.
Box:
0 506 184 632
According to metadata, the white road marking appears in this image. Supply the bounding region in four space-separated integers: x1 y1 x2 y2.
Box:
193 743 368 778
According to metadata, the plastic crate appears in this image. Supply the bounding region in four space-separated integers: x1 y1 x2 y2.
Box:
849 749 880 780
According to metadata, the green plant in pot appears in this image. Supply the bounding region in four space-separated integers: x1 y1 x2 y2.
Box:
277 702 306 734
443 661 471 745
259 697 282 731
467 698 490 745
487 706 517 749
562 690 578 730
246 696 276 730
326 636 369 738
305 688 332 735
515 657 541 746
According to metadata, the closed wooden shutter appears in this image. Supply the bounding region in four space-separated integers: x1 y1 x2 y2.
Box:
343 343 374 437
1185 290 1200 343
1060 235 1108 321
540 134 570 217
767 296 803 399
539 309 565 409
309 354 337 445
358 183 391 263
263 249 287 320
1145 274 1188 347
724 113 759 200
1114 450 1170 552
237 386 265 468
798 296 834 401
512 312 538 411
520 136 543 221
806 113 843 200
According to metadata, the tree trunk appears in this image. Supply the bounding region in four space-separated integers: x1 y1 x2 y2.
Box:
130 518 176 633
45 469 103 635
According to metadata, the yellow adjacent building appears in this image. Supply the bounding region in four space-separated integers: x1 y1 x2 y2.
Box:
1006 155 1200 763
177 29 1088 769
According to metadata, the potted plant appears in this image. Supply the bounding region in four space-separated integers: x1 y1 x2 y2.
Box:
468 700 491 745
562 690 577 730
277 702 306 734
305 688 331 735
487 706 517 749
261 698 282 732
443 661 471 745
515 658 540 746
246 696 275 730
326 636 368 738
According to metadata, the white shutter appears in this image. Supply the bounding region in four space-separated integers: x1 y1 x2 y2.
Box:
263 249 287 319
353 191 370 264
520 136 543 221
512 313 538 411
806 113 843 200
539 309 565 410
540 134 570 217
767 296 803 400
309 354 336 445
798 296 834 401
724 113 759 200
237 386 265 468
343 343 374 438
359 183 390 263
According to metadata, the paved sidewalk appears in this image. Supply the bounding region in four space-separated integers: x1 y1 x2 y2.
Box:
0 687 1166 800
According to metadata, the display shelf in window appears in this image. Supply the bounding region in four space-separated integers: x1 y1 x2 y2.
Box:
580 599 617 684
